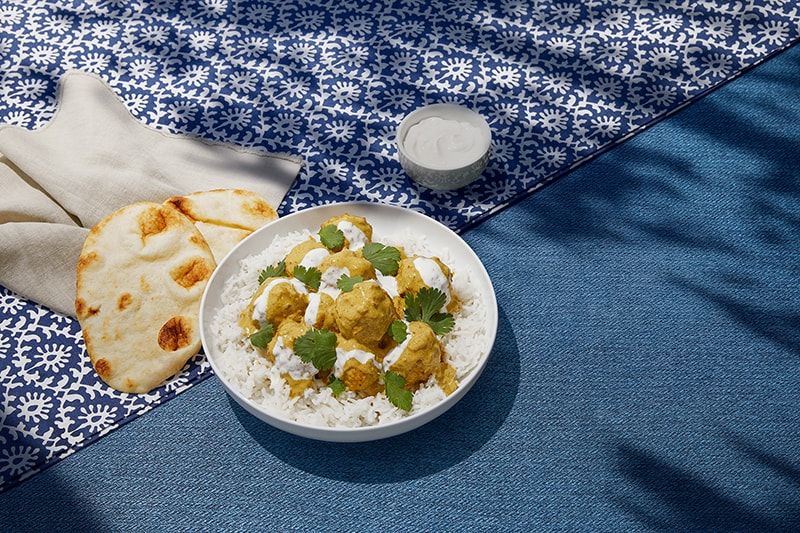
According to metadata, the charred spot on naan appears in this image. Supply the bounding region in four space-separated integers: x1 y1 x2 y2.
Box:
137 203 189 244
94 357 112 379
117 293 134 311
165 196 190 214
137 204 168 239
170 257 214 289
235 189 278 222
75 297 101 319
158 316 195 352
77 251 101 271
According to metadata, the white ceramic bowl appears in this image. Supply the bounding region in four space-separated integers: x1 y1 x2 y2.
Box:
199 202 498 442
396 103 492 190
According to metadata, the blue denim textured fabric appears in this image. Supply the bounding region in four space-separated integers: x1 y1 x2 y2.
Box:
1 44 799 533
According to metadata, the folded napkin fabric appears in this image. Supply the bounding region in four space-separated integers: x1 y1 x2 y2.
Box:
0 71 302 316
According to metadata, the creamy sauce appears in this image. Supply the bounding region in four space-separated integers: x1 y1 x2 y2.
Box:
404 116 488 168
273 336 316 380
334 346 378 376
337 221 368 250
300 247 329 269
414 257 450 305
319 266 348 298
252 278 308 322
383 326 411 371
303 292 322 327
376 272 399 299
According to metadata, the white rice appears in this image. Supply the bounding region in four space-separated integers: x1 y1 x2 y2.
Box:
210 226 490 428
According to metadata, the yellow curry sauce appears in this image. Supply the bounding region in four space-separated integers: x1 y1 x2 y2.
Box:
239 214 458 402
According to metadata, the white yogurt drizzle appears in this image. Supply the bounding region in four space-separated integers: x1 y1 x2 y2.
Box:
334 346 379 376
273 336 316 380
376 272 399 299
413 257 450 306
319 266 348 298
337 221 368 251
300 247 329 269
303 292 322 327
382 325 411 371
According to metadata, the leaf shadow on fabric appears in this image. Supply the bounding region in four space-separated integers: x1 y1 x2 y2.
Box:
482 45 800 530
0 474 107 532
725 432 800 488
507 47 800 355
610 441 800 532
667 274 800 355
229 304 520 483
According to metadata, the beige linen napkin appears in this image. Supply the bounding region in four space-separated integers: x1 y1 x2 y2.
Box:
0 71 302 316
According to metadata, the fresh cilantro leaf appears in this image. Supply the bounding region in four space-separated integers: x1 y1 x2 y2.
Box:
293 265 321 290
362 242 401 276
425 312 455 335
384 371 412 411
403 287 454 335
248 324 274 349
389 320 407 343
405 286 447 320
258 260 286 284
328 375 346 397
294 329 337 371
319 224 345 250
337 274 363 292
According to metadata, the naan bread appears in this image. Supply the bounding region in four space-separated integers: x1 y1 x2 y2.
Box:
165 189 278 262
76 202 215 393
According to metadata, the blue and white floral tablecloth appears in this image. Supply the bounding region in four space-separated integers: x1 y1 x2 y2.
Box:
1 0 798 493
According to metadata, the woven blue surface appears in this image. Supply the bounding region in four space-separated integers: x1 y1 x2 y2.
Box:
2 0 800 502
1 34 798 532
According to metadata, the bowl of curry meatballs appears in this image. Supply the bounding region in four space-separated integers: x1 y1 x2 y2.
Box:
200 202 497 442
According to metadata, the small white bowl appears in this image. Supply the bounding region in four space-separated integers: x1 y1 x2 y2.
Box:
397 103 492 190
200 202 498 442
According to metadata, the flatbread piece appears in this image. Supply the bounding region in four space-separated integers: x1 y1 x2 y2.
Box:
76 202 215 393
165 189 278 262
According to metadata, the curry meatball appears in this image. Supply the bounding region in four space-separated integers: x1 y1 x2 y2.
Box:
395 255 454 312
334 281 396 348
383 321 454 391
240 277 309 336
320 214 373 250
268 319 316 398
335 338 382 395
284 237 330 272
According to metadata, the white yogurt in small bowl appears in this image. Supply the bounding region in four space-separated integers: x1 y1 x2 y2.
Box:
396 104 492 190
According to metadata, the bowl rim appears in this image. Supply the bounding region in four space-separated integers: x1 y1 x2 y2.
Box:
199 201 498 442
396 103 492 172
